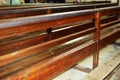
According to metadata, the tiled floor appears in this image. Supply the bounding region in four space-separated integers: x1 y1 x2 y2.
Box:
54 38 120 80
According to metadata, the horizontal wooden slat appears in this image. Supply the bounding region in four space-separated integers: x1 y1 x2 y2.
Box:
0 14 116 56
0 27 95 66
100 28 120 48
1 28 120 80
0 35 91 79
2 41 96 80
101 19 120 30
0 5 120 80
0 6 119 39
0 33 48 56
0 13 95 39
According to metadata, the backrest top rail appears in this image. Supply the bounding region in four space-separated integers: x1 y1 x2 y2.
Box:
0 4 118 15
0 6 119 29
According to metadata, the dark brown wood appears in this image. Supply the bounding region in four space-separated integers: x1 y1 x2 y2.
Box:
93 12 101 69
0 16 116 56
0 3 118 19
100 7 120 16
100 29 120 49
0 13 95 39
0 32 48 56
101 15 118 24
0 35 91 79
0 27 95 66
0 6 120 80
101 19 120 30
2 42 97 80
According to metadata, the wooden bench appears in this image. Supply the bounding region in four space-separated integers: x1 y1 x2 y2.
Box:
0 11 118 55
0 6 120 80
0 3 118 19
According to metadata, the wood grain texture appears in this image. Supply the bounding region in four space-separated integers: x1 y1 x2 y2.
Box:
0 5 120 80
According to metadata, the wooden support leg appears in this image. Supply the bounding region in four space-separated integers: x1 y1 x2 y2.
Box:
93 12 101 69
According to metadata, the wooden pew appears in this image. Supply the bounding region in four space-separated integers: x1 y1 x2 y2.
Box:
0 9 97 80
0 5 119 66
0 3 118 19
0 6 120 80
0 2 118 52
0 6 118 54
0 15 118 56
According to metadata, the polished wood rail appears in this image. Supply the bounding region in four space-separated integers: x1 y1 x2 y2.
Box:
0 3 118 19
0 6 120 80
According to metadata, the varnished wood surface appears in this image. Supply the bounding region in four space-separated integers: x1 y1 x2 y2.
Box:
0 3 118 19
0 15 116 56
0 5 120 80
